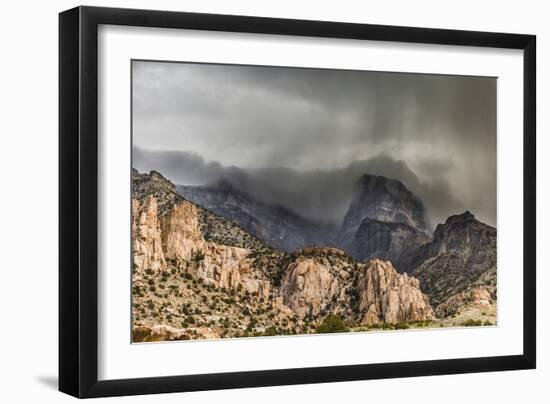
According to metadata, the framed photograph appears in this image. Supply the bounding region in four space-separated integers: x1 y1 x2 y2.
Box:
59 6 536 398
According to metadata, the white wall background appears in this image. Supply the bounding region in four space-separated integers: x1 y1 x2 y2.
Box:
0 0 546 402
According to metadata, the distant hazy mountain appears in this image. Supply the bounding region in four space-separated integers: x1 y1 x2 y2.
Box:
179 174 432 271
339 174 429 238
337 174 431 270
177 180 337 252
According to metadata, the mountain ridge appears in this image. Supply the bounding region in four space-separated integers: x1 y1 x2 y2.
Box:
178 173 433 268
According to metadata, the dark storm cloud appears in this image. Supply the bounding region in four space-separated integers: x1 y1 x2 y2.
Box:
132 61 496 228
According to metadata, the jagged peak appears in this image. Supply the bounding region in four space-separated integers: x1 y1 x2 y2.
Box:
435 211 489 232
363 258 401 274
132 168 177 191
353 174 426 212
444 211 476 224
149 170 176 187
432 210 496 248
344 173 429 232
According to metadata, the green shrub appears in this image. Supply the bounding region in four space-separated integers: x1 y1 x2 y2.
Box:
193 251 205 262
315 314 349 334
246 317 257 332
461 319 483 327
175 334 190 341
263 326 278 336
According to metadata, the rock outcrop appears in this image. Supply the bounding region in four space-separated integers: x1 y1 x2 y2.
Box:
408 212 497 312
132 171 274 303
134 194 271 296
161 200 204 262
340 174 430 237
131 182 284 340
132 196 166 276
278 249 433 325
356 259 434 324
280 254 342 318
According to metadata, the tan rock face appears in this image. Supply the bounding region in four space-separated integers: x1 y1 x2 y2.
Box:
278 254 433 324
132 196 166 275
272 296 295 317
161 200 204 262
200 244 246 288
133 195 270 299
280 257 340 318
356 259 435 324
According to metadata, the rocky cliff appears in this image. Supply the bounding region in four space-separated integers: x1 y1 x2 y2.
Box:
341 174 430 235
279 250 434 326
356 259 435 324
407 211 497 316
337 175 432 269
132 196 166 277
345 218 431 271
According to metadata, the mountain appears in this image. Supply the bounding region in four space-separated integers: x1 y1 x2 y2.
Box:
178 174 432 270
177 180 336 252
407 211 497 317
337 175 432 270
132 170 435 341
340 174 430 236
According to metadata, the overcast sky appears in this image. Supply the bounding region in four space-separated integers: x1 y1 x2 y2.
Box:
132 60 496 228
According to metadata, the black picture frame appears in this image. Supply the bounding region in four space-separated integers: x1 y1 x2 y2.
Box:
59 5 536 398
